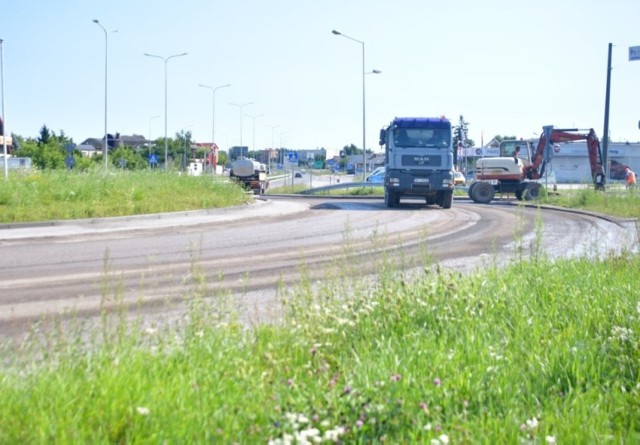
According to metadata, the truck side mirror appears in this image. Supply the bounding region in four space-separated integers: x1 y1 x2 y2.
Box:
379 129 386 146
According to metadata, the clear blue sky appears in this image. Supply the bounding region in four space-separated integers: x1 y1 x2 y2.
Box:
1 0 639 157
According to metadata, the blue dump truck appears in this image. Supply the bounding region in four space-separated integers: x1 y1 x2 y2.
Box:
379 117 455 209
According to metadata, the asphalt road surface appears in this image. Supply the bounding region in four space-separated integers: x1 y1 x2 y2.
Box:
0 196 637 340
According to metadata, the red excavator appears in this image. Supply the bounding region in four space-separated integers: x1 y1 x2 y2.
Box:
469 126 606 204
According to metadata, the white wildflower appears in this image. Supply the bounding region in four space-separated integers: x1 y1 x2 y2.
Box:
297 414 310 424
323 426 345 442
546 436 557 444
609 326 633 342
297 428 320 439
136 406 150 416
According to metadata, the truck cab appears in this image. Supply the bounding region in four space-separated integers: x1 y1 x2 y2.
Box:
379 117 454 209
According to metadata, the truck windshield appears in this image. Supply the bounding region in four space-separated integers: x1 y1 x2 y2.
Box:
393 128 450 148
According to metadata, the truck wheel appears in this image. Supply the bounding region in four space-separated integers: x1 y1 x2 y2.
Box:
470 181 495 204
440 190 453 209
384 188 397 208
467 182 478 200
524 182 542 201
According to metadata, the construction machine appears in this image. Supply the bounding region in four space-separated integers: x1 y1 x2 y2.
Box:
469 126 606 204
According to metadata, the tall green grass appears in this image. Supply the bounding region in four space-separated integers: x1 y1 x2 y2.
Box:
0 169 249 223
540 186 640 219
1 253 638 443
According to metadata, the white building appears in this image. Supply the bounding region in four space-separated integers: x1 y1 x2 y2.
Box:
549 141 640 183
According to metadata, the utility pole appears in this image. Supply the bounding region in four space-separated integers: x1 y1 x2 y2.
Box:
602 42 612 182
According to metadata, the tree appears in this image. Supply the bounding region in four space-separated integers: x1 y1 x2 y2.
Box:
111 146 147 170
17 138 65 169
452 115 475 149
38 125 52 146
217 150 228 166
492 135 517 144
341 144 359 156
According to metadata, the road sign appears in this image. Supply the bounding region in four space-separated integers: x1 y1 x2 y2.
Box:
287 152 299 167
148 154 158 165
65 155 75 169
630 46 640 62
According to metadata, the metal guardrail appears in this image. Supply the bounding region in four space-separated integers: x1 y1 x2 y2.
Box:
299 181 383 195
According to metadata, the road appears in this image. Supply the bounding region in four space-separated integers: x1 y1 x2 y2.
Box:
0 196 636 340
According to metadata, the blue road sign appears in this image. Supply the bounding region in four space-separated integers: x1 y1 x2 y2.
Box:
148 154 158 165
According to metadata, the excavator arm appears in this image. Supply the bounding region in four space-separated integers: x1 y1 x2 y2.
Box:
524 126 606 190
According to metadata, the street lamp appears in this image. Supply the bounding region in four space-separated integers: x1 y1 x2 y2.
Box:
229 102 253 158
93 19 116 169
245 113 264 154
144 51 188 170
180 124 193 172
332 29 380 180
198 83 230 147
0 38 6 180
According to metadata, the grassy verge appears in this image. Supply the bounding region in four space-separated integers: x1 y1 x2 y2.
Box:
539 186 640 219
0 171 638 442
0 254 638 443
0 169 249 223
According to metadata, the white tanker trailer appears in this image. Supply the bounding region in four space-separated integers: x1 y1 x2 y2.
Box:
229 158 269 194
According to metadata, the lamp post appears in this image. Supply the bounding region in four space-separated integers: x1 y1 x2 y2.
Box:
229 102 253 158
245 113 264 154
93 20 116 169
181 124 193 172
198 83 230 147
0 38 6 180
266 124 281 174
332 29 380 180
144 51 188 170
198 83 230 176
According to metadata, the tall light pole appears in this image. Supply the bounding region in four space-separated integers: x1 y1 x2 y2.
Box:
0 38 7 179
266 124 281 173
229 102 253 158
93 20 116 169
144 51 188 170
198 83 230 147
332 29 380 181
245 113 264 154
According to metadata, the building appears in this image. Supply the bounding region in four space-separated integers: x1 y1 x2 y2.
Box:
228 146 249 160
549 141 640 183
80 134 150 152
